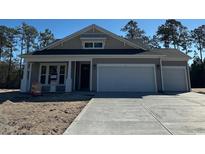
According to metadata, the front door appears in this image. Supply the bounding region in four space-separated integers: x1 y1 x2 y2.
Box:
49 65 58 92
80 64 90 90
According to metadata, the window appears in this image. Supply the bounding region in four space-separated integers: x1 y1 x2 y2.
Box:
40 66 47 84
94 42 103 48
83 41 104 49
39 64 66 85
84 42 93 48
59 65 65 84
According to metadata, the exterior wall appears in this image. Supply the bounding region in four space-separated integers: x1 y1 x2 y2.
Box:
162 61 187 66
52 33 134 49
92 58 162 92
28 59 190 93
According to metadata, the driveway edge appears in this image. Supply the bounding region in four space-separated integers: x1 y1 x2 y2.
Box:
63 98 95 135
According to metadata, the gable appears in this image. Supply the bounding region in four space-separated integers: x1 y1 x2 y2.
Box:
49 25 143 50
52 31 135 49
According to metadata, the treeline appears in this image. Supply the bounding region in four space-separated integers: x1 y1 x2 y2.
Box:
121 19 205 88
0 22 55 88
121 20 205 62
0 20 205 89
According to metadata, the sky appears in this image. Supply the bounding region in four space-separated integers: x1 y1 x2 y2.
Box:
0 19 204 63
0 19 205 39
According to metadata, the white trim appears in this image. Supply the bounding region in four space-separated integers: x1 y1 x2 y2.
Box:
160 58 164 92
78 63 82 90
28 63 32 92
186 64 191 91
39 63 67 86
23 55 166 62
97 64 155 67
20 62 28 92
73 61 76 91
82 40 105 49
90 59 93 91
96 64 157 92
80 37 107 40
65 61 72 92
162 66 189 91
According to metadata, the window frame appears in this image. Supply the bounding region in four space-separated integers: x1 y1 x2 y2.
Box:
83 41 104 49
39 63 66 86
40 65 47 85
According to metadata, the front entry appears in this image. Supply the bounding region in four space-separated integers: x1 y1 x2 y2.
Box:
75 62 90 91
80 64 90 90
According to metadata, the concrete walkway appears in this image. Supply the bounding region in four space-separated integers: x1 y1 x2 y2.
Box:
64 92 205 135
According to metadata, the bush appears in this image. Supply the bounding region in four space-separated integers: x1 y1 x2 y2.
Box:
0 61 21 89
190 58 205 88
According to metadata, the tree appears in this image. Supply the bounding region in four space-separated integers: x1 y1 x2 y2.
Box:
0 26 7 61
156 19 188 49
38 29 55 48
148 35 161 49
16 22 38 81
16 23 25 78
121 20 149 43
22 23 38 53
3 27 18 87
191 25 205 62
178 26 192 54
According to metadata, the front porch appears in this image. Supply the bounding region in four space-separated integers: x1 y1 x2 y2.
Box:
20 60 93 93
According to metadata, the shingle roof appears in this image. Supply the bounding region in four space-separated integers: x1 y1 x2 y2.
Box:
28 48 191 60
146 48 191 59
31 49 146 55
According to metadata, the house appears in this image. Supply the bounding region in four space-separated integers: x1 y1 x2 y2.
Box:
20 24 191 93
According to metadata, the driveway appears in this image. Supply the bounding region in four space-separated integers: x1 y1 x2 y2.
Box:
64 92 205 135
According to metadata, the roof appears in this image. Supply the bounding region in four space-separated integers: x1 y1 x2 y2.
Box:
26 48 191 60
148 48 191 59
31 49 146 55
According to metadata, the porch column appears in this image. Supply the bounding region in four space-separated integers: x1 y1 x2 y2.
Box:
27 63 32 92
20 62 28 92
65 61 72 92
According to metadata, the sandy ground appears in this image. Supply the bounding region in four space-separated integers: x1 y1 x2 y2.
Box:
0 89 91 135
192 88 205 94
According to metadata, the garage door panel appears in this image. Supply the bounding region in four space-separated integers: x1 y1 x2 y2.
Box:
97 65 156 92
163 67 187 92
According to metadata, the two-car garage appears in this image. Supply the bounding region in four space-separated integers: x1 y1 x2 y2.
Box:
96 64 189 92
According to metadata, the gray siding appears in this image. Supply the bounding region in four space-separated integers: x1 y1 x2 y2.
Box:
52 32 134 49
162 61 187 66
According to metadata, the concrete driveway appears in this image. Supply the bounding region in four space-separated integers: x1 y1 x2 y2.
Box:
64 92 205 135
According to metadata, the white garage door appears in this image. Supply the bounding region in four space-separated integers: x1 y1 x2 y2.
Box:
162 66 188 92
97 64 157 92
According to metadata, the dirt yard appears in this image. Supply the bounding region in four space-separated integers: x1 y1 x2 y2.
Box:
0 89 92 135
192 88 205 94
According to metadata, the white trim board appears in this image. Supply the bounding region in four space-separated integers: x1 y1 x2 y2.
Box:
96 63 158 92
23 55 166 62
